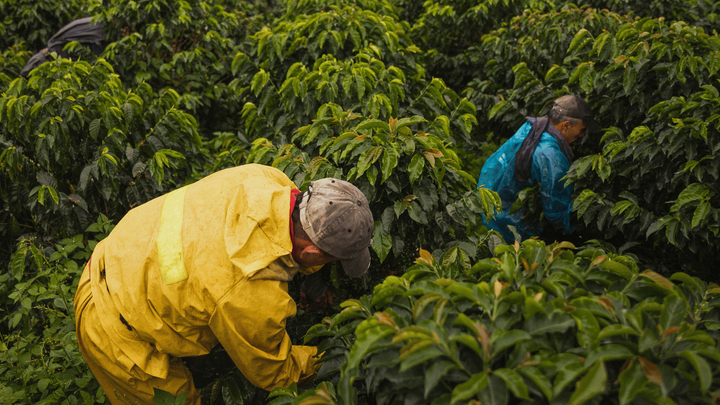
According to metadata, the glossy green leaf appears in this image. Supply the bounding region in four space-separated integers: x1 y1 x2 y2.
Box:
568 361 607 405
450 372 487 404
493 368 530 400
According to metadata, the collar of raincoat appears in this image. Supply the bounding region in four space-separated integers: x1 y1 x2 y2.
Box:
227 179 322 282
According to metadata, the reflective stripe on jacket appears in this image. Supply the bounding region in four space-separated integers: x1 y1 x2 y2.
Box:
478 121 575 241
88 164 320 390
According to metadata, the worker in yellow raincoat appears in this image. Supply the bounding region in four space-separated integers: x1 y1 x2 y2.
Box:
73 164 374 404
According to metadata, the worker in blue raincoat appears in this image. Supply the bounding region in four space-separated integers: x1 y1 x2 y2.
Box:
478 95 600 241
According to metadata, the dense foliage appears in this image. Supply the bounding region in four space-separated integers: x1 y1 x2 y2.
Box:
3 0 720 403
0 57 203 240
274 240 720 404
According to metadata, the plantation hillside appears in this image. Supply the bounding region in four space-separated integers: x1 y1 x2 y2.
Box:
1 0 720 404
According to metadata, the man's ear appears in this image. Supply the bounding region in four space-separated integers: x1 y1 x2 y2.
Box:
300 244 324 257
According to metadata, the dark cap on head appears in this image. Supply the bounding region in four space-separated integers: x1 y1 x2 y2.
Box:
549 95 600 134
299 178 374 277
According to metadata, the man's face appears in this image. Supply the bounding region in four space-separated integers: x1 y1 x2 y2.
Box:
562 120 586 144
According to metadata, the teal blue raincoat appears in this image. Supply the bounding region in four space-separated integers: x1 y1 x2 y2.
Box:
478 120 575 241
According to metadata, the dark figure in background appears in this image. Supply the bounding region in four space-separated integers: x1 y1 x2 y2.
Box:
477 95 600 242
20 17 105 77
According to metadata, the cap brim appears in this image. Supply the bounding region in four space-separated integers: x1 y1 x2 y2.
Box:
341 248 371 278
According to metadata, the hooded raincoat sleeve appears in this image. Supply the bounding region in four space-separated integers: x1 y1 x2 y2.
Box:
209 279 320 391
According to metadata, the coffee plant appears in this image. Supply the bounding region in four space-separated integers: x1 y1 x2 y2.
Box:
0 215 112 404
584 0 720 29
245 105 500 263
410 0 555 90
464 7 630 140
272 240 720 404
0 57 204 239
92 0 270 134
0 0 97 51
0 44 31 91
4 0 720 403
563 85 720 277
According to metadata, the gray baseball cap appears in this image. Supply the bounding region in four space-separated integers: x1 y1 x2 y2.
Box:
299 178 374 277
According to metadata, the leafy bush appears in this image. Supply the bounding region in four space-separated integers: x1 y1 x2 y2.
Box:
272 239 720 404
0 0 98 51
229 3 432 144
563 85 720 276
488 15 720 137
0 44 31 91
464 7 630 139
473 12 720 277
246 105 499 264
93 0 268 133
409 0 555 90
0 57 203 239
0 215 112 405
584 0 720 29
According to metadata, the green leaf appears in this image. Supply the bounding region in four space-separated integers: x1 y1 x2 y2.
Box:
424 361 456 399
670 183 709 213
89 118 101 139
451 372 488 404
678 351 711 394
381 147 399 184
372 221 392 263
518 367 552 401
396 116 427 131
568 29 591 54
599 260 633 280
251 69 269 97
357 146 383 177
618 359 645 405
597 324 639 341
11 246 27 281
153 388 178 405
669 272 702 294
490 329 531 358
660 294 686 331
221 378 244 405
585 344 634 366
568 361 607 405
408 153 425 185
399 344 444 372
493 368 530 400
525 312 575 336
356 119 390 132
691 200 710 228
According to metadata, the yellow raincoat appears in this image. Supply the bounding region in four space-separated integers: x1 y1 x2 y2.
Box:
74 164 322 405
